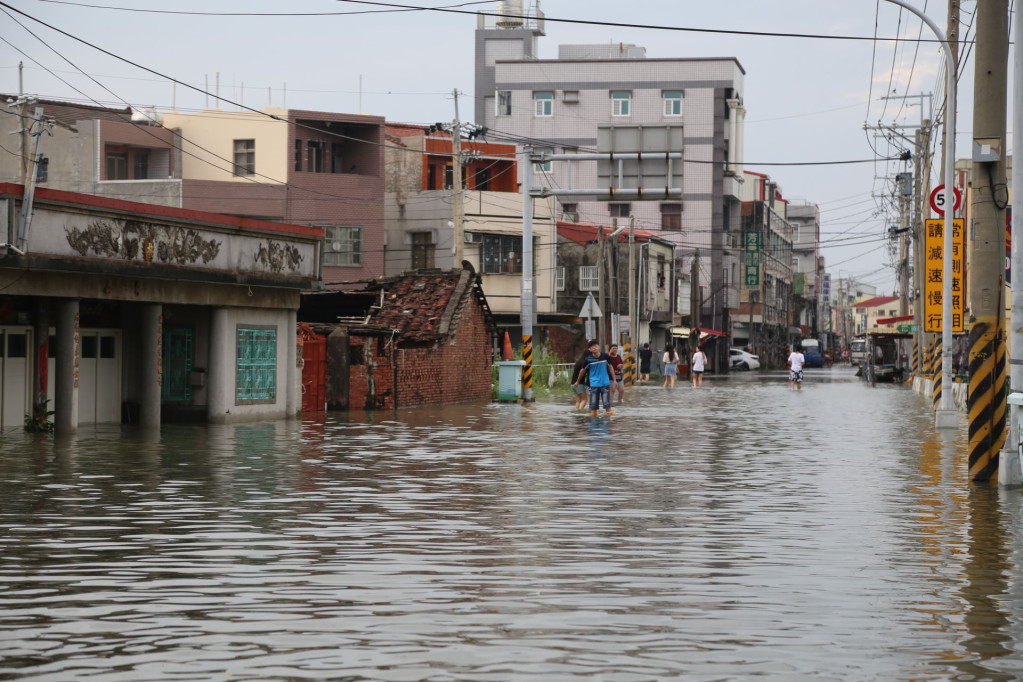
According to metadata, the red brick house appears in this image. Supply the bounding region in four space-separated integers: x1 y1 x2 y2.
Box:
299 268 496 410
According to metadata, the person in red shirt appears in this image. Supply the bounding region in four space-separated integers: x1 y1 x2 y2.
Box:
608 343 625 404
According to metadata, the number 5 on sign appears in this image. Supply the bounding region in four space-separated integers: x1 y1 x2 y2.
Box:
929 185 962 216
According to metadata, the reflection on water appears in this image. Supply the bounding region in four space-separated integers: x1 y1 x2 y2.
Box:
2 368 1023 680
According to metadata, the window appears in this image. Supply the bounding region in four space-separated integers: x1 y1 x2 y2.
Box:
233 139 255 176
331 142 345 173
661 203 682 231
496 90 512 116
106 151 128 180
609 203 631 218
236 326 277 404
323 225 362 266
294 139 302 172
411 232 435 270
533 148 552 173
579 265 599 291
611 91 631 117
81 335 97 359
6 332 27 358
533 91 553 117
663 90 683 117
474 167 491 191
307 141 324 173
561 202 578 222
563 90 579 103
133 152 150 180
556 265 565 291
481 234 524 274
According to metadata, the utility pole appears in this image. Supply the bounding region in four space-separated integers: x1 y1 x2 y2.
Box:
897 171 912 317
598 224 607 348
451 89 465 266
966 0 1008 481
1006 2 1023 485
913 122 931 378
627 215 637 385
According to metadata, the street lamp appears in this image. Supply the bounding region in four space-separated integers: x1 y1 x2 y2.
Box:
883 0 956 428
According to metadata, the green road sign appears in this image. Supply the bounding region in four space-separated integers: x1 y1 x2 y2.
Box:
896 324 918 333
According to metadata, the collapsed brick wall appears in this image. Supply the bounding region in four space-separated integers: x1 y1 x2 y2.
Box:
347 298 493 410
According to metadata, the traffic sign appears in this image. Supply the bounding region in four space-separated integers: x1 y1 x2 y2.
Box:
929 185 962 216
578 292 602 319
896 324 918 333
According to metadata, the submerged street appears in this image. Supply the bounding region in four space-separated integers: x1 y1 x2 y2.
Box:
3 368 1023 680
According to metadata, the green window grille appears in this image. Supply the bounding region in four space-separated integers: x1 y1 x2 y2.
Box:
162 327 193 403
236 327 277 403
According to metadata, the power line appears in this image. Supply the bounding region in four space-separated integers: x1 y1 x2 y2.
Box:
33 0 495 17
335 0 963 43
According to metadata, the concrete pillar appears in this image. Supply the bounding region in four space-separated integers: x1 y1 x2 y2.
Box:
207 307 232 423
138 304 163 429
54 299 79 434
286 308 298 417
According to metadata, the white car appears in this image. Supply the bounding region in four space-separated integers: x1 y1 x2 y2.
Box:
729 348 761 371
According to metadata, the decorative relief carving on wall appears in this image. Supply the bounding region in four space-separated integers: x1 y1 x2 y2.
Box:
65 219 221 265
254 239 303 273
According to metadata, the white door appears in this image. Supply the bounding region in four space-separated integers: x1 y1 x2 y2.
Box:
79 330 122 424
0 326 32 431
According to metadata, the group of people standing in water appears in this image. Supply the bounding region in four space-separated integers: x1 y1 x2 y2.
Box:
572 340 710 416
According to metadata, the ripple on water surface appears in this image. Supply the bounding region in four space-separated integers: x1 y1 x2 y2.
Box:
2 369 1023 680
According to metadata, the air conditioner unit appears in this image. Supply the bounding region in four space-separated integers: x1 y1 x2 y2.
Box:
729 234 738 249
463 232 478 243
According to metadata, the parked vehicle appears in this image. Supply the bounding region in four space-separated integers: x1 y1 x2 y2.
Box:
799 339 823 368
729 347 761 371
850 337 867 366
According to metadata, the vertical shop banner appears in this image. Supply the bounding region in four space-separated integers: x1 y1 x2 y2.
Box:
923 218 965 333
744 231 760 287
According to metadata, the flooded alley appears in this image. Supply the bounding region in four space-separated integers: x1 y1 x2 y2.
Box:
3 368 1023 680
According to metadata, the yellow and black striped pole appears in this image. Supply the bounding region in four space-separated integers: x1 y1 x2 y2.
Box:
912 338 919 377
521 333 534 402
968 320 1007 481
931 337 942 412
623 341 635 386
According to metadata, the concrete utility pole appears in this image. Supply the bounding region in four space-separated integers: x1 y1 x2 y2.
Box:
913 123 932 377
898 171 912 317
628 215 637 385
1006 1 1023 486
967 0 1008 482
598 223 609 348
520 145 535 402
451 89 465 266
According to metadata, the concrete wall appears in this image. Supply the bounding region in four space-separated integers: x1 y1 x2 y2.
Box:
384 190 556 316
161 108 290 183
207 306 295 423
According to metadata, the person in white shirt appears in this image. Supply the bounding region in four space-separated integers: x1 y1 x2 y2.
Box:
787 346 805 391
691 347 707 387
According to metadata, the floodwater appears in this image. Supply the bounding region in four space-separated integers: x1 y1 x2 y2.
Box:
2 368 1023 681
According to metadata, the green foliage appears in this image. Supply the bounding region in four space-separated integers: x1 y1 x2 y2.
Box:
492 343 574 398
24 407 55 434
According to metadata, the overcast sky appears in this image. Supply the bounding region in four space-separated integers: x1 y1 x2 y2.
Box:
0 0 1005 293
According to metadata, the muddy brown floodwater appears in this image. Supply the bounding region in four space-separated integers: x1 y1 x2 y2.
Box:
2 368 1023 680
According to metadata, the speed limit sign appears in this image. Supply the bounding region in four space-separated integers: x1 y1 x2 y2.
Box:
929 185 962 216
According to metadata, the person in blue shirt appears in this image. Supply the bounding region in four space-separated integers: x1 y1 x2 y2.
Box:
574 339 615 417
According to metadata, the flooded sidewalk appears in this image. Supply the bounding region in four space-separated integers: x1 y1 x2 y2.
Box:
2 368 1023 680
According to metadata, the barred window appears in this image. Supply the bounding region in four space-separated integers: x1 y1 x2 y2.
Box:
236 326 277 404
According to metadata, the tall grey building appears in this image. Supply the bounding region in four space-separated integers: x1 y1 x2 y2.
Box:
474 4 747 346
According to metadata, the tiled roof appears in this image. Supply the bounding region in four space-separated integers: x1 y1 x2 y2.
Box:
855 295 899 310
372 271 466 342
557 220 670 247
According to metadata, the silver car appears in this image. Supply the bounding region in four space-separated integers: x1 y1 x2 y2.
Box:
729 348 761 371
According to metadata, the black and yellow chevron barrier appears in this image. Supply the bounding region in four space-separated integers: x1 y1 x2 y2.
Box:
521 334 533 399
623 341 635 386
967 320 1007 482
931 338 942 412
912 339 919 377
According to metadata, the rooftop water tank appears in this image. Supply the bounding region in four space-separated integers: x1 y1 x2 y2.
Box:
496 0 523 27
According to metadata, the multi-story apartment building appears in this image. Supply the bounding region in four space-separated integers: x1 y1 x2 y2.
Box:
787 202 822 337
383 126 559 331
734 171 795 364
473 5 746 367
1 98 386 284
